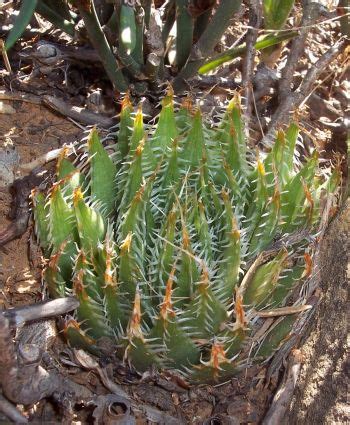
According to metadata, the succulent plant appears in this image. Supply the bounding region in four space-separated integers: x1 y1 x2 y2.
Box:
33 89 339 383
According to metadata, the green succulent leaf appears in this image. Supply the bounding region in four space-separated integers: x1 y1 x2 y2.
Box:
34 92 338 383
119 4 137 55
255 314 296 358
73 251 113 339
150 269 200 369
36 0 75 36
5 0 38 50
56 149 83 197
73 187 106 253
175 0 194 69
183 268 228 338
87 128 117 218
32 190 51 256
263 0 295 30
117 93 134 162
45 255 67 298
64 320 101 356
48 184 78 249
243 249 289 308
198 31 298 74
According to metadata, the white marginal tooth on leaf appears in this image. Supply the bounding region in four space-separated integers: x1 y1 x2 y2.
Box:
33 93 334 383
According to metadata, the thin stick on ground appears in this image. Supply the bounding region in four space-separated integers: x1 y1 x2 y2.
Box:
278 0 320 101
0 90 42 105
0 38 12 73
262 349 304 425
43 95 116 128
20 145 76 172
3 297 80 327
241 0 261 139
0 392 27 423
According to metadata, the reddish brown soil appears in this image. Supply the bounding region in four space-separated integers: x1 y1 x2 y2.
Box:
0 101 82 308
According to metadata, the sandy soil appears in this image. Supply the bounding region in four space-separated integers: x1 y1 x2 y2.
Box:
287 201 350 424
0 100 82 308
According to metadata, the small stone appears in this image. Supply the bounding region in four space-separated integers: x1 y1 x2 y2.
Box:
0 101 16 114
192 400 213 423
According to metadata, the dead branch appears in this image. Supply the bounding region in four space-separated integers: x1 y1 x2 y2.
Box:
190 75 240 91
297 40 346 99
253 63 279 101
255 305 312 318
0 313 17 386
43 95 116 128
320 119 349 135
20 145 75 172
0 392 27 423
278 0 321 100
0 90 114 128
0 90 42 105
0 311 59 404
0 38 12 74
264 39 346 145
262 349 303 425
242 0 261 138
308 93 343 122
20 41 100 67
0 2 14 12
4 297 79 327
0 310 92 406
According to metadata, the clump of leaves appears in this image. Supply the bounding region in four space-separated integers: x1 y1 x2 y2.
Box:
4 0 243 93
4 1 299 93
33 89 339 383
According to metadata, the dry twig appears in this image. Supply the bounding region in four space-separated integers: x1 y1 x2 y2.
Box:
0 309 92 406
20 145 75 172
278 0 320 100
262 349 304 425
255 305 312 318
4 297 79 327
0 38 12 74
242 0 261 138
191 75 240 91
0 90 42 105
265 39 346 144
0 392 27 423
43 95 116 128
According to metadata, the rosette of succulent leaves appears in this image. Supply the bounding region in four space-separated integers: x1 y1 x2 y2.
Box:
33 89 340 383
